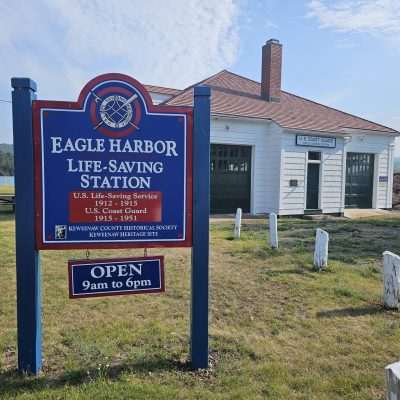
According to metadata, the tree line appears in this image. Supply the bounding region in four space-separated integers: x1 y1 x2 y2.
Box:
0 150 14 176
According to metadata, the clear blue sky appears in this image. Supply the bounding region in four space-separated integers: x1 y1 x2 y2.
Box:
1 0 399 151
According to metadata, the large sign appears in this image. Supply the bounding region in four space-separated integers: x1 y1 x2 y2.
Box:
68 256 164 298
12 75 210 373
296 135 336 148
33 74 192 249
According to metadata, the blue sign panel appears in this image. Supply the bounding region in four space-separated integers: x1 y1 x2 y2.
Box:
33 73 192 249
68 256 164 298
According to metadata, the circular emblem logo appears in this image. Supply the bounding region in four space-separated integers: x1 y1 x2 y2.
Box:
99 95 133 129
89 85 142 137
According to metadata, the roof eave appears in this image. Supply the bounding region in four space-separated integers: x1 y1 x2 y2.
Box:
212 112 273 123
283 126 399 137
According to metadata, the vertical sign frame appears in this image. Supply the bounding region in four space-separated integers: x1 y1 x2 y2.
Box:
11 77 42 374
191 85 211 369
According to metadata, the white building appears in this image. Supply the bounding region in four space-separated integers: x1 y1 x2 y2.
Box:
145 39 399 216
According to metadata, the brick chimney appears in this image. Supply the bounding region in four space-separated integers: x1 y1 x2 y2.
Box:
261 39 282 102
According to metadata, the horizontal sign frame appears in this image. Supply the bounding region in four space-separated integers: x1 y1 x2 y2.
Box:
68 256 165 299
296 134 336 148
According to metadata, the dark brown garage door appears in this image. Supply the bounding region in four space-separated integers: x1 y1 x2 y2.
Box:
210 144 251 214
345 152 374 208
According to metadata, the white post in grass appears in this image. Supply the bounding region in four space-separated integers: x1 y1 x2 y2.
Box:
385 361 400 400
313 228 329 270
234 208 242 239
383 251 400 309
269 213 278 249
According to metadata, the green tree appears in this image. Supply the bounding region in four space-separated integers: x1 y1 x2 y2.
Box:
0 150 14 176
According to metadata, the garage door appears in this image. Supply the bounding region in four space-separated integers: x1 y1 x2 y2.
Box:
210 144 251 214
345 152 374 208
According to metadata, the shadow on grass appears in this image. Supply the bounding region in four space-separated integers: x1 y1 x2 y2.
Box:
316 304 388 319
0 357 191 396
0 211 15 222
262 267 316 277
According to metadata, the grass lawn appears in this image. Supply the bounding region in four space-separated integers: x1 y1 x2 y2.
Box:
1 214 400 399
0 185 14 195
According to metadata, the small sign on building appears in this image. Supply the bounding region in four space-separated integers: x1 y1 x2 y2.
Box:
296 135 336 148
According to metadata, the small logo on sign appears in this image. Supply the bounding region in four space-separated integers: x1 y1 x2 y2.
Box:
55 225 67 240
99 95 133 129
89 85 142 138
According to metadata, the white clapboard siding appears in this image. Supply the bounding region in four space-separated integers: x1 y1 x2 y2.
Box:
279 131 396 215
279 141 307 215
320 150 343 213
377 151 389 208
148 92 173 105
209 118 395 216
279 133 345 215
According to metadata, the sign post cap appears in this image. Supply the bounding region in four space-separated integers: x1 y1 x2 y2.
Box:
194 85 210 97
11 77 37 91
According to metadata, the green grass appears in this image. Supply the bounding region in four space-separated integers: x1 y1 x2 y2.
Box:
0 185 14 195
1 214 400 399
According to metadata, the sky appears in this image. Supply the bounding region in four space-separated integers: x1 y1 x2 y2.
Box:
0 0 399 152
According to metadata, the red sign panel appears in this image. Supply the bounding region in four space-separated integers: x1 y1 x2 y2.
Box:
69 191 162 223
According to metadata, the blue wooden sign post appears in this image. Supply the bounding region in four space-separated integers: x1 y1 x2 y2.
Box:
191 86 211 369
11 78 42 374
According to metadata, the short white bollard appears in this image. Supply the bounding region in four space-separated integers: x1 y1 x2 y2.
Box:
383 251 400 309
313 228 329 270
234 208 242 239
269 213 278 249
385 361 400 400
